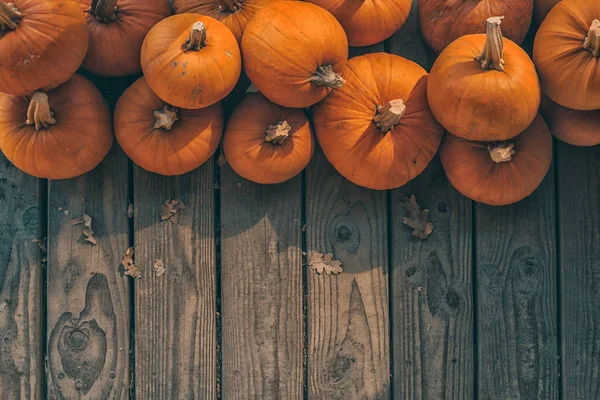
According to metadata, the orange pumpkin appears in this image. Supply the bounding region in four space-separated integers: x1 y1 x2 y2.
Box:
114 77 223 176
0 75 113 179
141 14 241 110
306 0 411 47
533 0 600 110
540 96 600 146
428 17 540 141
241 2 348 108
419 0 532 54
79 0 172 77
223 92 314 184
312 53 443 190
440 115 552 206
172 0 285 43
534 0 559 24
0 0 89 96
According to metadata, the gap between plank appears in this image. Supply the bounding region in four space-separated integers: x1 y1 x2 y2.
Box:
472 200 479 400
214 153 223 400
127 158 136 400
386 189 395 399
39 178 48 400
552 139 563 400
301 169 308 400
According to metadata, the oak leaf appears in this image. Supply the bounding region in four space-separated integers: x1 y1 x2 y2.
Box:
398 194 434 239
309 252 343 275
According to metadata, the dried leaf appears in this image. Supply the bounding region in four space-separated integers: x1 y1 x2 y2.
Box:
57 207 63 212
63 209 69 216
81 213 97 245
246 84 259 93
121 247 141 278
83 213 92 228
301 224 308 232
127 202 134 218
398 194 434 239
217 154 227 167
0 302 6 312
309 252 343 275
68 217 84 225
32 237 47 253
154 259 166 277
161 199 185 224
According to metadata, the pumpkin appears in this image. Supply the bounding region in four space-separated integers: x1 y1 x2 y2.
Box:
171 0 285 43
306 0 411 47
440 115 552 206
428 16 540 141
0 74 113 179
241 2 348 108
141 14 241 109
223 92 314 184
114 77 223 176
419 0 533 54
534 0 560 24
312 53 443 190
79 0 172 77
540 96 600 146
533 0 600 110
0 0 89 96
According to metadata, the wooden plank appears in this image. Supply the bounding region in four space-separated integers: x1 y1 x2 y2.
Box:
475 166 558 399
134 164 216 399
558 144 600 399
220 165 304 399
306 148 389 399
0 155 42 399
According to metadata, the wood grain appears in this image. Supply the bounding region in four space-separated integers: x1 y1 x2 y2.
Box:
475 166 558 400
557 143 600 399
306 149 389 399
220 164 304 399
134 163 217 399
46 145 131 400
0 155 42 400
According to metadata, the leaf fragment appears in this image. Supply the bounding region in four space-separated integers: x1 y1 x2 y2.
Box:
121 247 141 278
217 154 227 167
309 252 343 275
161 199 185 224
154 259 166 277
398 194 434 239
127 202 134 218
67 217 84 226
82 213 97 245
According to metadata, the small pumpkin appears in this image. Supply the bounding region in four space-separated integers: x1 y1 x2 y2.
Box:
0 75 113 179
141 14 241 110
241 2 348 108
312 53 443 190
115 77 223 176
533 0 600 110
0 0 89 96
440 115 552 206
79 0 172 77
534 0 560 24
428 16 540 141
172 0 285 43
224 92 314 184
306 0 411 47
419 0 533 54
540 96 600 146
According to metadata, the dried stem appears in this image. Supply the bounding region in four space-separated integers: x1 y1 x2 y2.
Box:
373 99 406 133
476 16 506 71
583 19 600 57
310 65 344 88
26 92 56 131
89 0 118 22
265 121 291 144
0 2 22 31
217 0 243 12
154 106 179 130
487 142 516 163
185 22 207 51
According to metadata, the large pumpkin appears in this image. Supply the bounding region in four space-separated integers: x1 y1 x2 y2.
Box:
540 96 600 146
440 115 552 206
533 0 600 110
223 92 314 184
306 0 412 47
419 0 532 54
172 0 285 43
312 53 443 190
79 0 172 77
141 14 241 109
0 75 113 179
241 2 348 108
114 77 223 176
0 0 89 96
428 16 540 141
534 0 560 24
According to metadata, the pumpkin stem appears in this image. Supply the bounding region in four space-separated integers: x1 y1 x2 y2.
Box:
89 0 119 23
216 0 244 12
154 105 179 131
487 142 516 163
265 120 291 144
26 92 57 131
373 99 406 133
476 16 506 71
310 65 345 89
185 22 207 51
0 2 22 31
583 19 600 57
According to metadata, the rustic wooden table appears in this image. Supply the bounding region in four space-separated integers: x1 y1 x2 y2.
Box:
1 3 599 400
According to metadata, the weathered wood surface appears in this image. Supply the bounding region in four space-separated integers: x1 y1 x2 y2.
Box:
0 155 42 400
220 164 304 399
134 163 217 399
475 165 558 400
558 144 600 400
